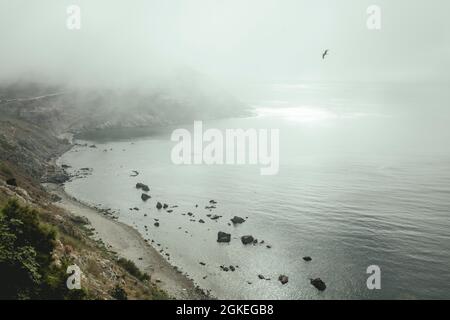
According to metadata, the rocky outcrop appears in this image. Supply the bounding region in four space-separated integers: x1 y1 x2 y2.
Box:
141 193 151 201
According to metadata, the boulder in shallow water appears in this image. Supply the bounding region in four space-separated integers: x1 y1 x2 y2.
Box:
310 278 326 291
136 183 150 192
303 256 312 262
241 235 254 245
154 222 160 227
217 232 231 243
156 202 162 209
163 203 168 209
141 193 151 201
278 275 289 285
231 216 245 224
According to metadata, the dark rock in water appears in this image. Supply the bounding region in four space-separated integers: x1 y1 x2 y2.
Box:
136 183 150 192
231 216 246 224
141 193 151 201
156 202 163 209
266 245 272 249
229 266 235 272
217 232 231 243
241 235 254 245
258 274 265 280
303 256 312 262
154 222 160 227
278 275 289 285
133 207 139 211
163 203 168 209
130 170 139 177
209 200 217 204
167 209 173 213
210 214 222 220
89 144 97 148
310 278 326 291
187 212 193 216
6 178 17 186
253 239 258 244
199 219 205 223
199 262 206 266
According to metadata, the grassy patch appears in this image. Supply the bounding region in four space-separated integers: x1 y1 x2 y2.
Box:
117 258 150 282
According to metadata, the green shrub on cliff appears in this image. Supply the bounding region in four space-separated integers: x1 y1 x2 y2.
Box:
117 257 150 282
0 199 86 299
110 285 128 300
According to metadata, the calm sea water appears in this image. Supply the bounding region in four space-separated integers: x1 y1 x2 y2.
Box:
60 82 450 299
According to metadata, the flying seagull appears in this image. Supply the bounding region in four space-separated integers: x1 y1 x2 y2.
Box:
322 49 329 60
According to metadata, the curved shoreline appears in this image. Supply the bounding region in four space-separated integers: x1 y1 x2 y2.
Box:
45 182 211 300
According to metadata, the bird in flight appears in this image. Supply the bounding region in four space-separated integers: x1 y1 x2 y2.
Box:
322 49 329 60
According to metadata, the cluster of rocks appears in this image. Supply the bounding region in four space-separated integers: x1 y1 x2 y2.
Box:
156 202 169 210
220 265 238 272
128 185 328 293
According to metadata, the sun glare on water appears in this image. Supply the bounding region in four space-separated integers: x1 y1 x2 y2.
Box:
255 106 338 123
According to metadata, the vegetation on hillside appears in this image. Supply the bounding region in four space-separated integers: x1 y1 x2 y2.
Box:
0 199 87 299
0 199 170 300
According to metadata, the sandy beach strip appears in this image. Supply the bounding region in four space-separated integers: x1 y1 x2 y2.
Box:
45 183 209 300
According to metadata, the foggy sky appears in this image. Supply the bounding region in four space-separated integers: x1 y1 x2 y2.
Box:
0 0 449 86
